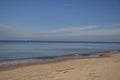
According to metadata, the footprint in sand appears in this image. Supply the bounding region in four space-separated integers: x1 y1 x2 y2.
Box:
48 68 74 79
55 78 66 80
87 70 101 80
55 68 74 73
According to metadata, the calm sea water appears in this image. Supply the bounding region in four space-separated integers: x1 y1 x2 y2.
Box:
0 41 120 60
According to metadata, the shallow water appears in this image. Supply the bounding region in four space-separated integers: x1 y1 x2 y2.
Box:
0 41 120 60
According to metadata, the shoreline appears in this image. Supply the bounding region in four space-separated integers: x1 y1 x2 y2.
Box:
0 54 100 71
0 50 115 66
0 50 119 72
0 50 119 62
0 53 120 80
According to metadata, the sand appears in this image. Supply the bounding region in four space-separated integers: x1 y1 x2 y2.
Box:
0 53 120 80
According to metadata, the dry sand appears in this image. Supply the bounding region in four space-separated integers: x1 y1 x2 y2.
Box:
0 53 120 80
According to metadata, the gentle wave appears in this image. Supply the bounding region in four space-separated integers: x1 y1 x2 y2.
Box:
0 50 120 67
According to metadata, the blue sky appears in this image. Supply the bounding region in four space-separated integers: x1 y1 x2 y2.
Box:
0 0 120 41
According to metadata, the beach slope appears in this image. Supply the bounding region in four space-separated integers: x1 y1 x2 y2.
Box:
0 53 120 80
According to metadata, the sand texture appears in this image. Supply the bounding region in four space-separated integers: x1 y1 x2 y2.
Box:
0 53 120 80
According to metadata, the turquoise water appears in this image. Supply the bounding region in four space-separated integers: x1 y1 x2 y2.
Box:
0 41 120 60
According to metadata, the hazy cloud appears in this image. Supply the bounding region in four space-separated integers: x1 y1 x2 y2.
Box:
0 24 120 41
0 25 24 40
50 26 97 33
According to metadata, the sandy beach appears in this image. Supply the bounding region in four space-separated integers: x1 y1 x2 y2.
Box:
0 53 120 80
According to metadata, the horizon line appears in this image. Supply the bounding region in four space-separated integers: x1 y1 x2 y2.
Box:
0 40 120 43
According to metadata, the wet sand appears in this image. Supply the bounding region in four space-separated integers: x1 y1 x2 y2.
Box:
0 53 120 80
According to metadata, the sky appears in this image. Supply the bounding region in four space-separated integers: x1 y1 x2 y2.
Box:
0 0 120 42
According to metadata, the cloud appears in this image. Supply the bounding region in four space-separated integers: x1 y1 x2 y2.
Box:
0 24 120 41
50 26 97 33
0 25 24 40
29 24 120 41
111 23 120 26
35 25 120 37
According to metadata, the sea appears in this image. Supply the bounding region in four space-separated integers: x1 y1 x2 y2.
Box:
0 40 120 66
